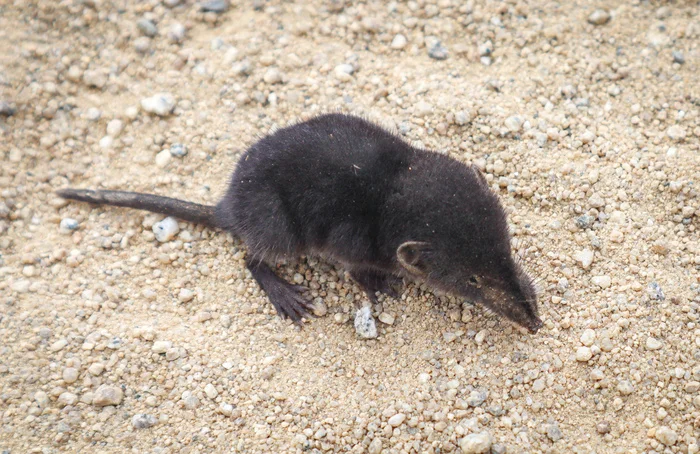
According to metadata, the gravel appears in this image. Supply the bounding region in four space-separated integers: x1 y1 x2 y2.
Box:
1 1 699 452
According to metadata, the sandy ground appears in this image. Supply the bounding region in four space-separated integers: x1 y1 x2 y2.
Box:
1 0 699 453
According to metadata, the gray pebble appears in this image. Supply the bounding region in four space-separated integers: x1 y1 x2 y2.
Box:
647 282 665 301
132 413 158 429
672 50 685 64
354 306 377 339
466 389 488 407
59 218 79 234
0 100 16 117
200 0 229 13
546 423 563 442
428 41 448 60
137 18 158 37
170 143 187 157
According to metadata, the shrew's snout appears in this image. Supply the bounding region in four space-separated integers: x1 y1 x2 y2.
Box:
526 316 543 334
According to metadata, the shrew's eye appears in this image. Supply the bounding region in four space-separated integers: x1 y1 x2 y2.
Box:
468 276 480 286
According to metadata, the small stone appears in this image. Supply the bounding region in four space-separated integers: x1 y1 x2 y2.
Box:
672 50 685 64
546 423 563 442
88 363 104 376
655 426 678 446
455 110 472 125
83 70 107 89
466 390 488 407
334 64 354 81
133 37 151 53
428 40 448 60
478 41 492 56
204 383 218 399
532 378 545 392
137 18 158 37
590 369 605 381
391 34 407 49
152 341 172 354
132 414 158 429
459 432 492 454
574 249 594 269
49 339 68 352
378 312 395 325
415 101 433 117
646 337 662 351
93 385 123 407
155 149 171 168
596 421 611 434
182 394 200 409
580 329 596 346
153 217 179 242
12 279 30 293
312 300 328 317
504 116 523 133
388 413 406 427
170 143 187 157
591 275 611 288
588 9 610 25
617 380 634 396
59 218 79 234
354 306 377 339
480 56 492 66
0 100 16 116
99 136 114 149
57 392 78 407
178 288 194 303
106 119 124 138
63 367 79 384
576 346 593 361
666 125 686 141
166 348 181 361
200 0 229 13
35 391 50 408
263 68 283 84
168 23 186 43
219 402 233 416
647 282 665 301
368 438 383 454
141 93 176 116
220 314 232 328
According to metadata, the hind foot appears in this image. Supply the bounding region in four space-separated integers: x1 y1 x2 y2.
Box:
247 260 314 324
350 268 402 304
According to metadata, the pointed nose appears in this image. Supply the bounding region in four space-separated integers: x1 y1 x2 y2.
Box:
528 317 543 334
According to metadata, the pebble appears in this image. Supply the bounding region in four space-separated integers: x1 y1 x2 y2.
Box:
546 423 563 442
168 23 186 43
647 282 665 301
204 383 218 399
0 100 16 116
11 280 30 293
49 339 68 352
574 249 594 269
391 34 407 49
368 438 382 454
466 390 488 407
62 367 79 384
83 70 107 89
655 426 678 446
459 432 492 454
617 380 634 395
672 50 685 64
378 312 395 325
388 413 406 427
646 337 662 351
106 119 124 137
591 275 611 288
137 18 158 37
504 116 523 133
576 346 593 361
588 9 610 25
334 64 354 81
34 391 49 408
88 363 104 376
133 37 151 53
666 125 686 141
59 218 79 234
152 341 172 353
182 394 200 409
263 68 283 84
170 143 187 157
93 385 123 407
99 136 114 149
597 421 611 434
132 414 158 429
155 149 172 168
141 93 176 116
354 306 377 339
427 40 448 60
57 392 78 407
178 288 194 303
415 101 433 117
153 217 180 242
200 0 229 13
580 329 596 346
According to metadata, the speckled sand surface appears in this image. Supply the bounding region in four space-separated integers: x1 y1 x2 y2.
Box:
1 1 699 453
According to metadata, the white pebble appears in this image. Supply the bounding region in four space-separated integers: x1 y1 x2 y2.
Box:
59 218 79 234
459 432 492 454
263 68 283 84
576 346 593 361
591 275 611 288
655 426 678 446
93 385 123 407
504 116 523 132
666 125 686 141
388 413 406 427
99 136 114 149
141 93 176 116
63 367 79 383
106 119 124 137
378 312 395 325
179 288 194 303
155 149 172 168
354 306 377 339
152 341 172 353
646 337 662 351
153 217 179 242
415 101 433 117
391 34 407 49
574 249 594 269
204 383 218 399
617 380 635 395
580 329 596 346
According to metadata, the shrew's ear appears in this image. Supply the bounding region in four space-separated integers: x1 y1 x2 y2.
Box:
397 241 431 275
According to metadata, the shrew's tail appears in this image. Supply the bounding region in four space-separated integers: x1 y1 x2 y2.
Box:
56 189 217 227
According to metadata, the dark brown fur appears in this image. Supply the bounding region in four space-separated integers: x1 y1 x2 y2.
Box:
57 113 542 333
